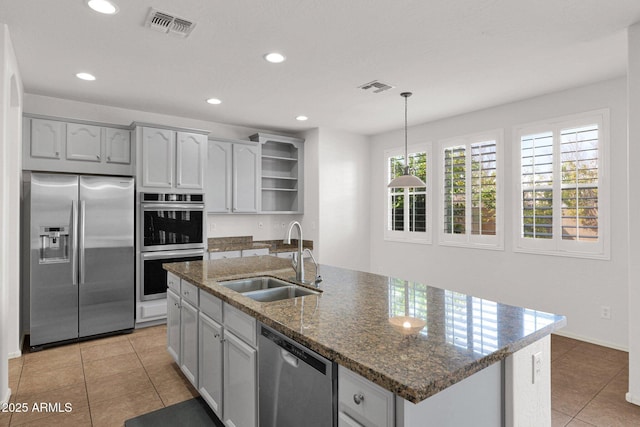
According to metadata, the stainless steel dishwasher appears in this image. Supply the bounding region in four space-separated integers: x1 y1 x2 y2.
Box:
259 323 337 427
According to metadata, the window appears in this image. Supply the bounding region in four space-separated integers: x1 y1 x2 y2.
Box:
439 130 503 249
514 110 609 258
385 144 431 243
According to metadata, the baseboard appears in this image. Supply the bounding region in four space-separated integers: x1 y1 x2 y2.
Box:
552 330 628 352
626 393 640 407
8 350 21 359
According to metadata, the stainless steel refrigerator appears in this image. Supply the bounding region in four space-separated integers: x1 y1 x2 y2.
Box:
23 172 135 347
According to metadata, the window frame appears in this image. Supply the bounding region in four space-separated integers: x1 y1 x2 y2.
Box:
438 129 504 250
384 143 432 244
513 109 610 259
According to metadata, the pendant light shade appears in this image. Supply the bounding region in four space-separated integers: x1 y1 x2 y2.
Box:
388 92 427 188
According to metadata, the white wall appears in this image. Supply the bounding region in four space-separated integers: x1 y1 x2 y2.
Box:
626 23 640 405
0 23 23 405
370 77 628 350
316 128 370 271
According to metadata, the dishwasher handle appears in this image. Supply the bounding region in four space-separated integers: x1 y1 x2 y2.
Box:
260 325 331 376
281 349 299 368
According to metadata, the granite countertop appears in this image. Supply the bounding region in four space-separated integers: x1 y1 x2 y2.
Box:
207 236 313 253
164 256 566 404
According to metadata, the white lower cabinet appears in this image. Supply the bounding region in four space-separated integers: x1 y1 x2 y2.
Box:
180 299 199 387
199 312 223 418
166 289 181 363
339 411 365 427
338 365 394 427
223 329 257 427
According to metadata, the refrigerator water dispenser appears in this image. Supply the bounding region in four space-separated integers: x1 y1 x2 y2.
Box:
39 225 70 263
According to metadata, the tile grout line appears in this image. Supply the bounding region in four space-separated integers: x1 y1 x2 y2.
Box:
128 334 168 408
570 364 628 426
78 346 94 427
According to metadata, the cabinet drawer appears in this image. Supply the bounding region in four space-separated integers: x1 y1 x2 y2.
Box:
241 248 269 257
224 303 256 347
200 290 223 323
181 280 199 306
167 272 181 294
338 365 394 427
209 250 242 260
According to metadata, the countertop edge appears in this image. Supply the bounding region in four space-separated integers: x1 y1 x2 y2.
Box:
163 261 566 404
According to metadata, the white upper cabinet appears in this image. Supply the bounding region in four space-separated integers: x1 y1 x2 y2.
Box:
66 123 102 162
206 138 259 213
137 125 208 191
30 118 64 159
206 140 233 213
24 116 133 176
141 127 174 188
233 143 260 213
105 128 131 164
176 131 206 189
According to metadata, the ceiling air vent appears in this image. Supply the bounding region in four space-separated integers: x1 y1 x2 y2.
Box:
145 8 196 38
358 80 395 93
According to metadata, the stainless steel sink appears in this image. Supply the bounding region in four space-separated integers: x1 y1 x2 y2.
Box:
218 276 291 293
218 276 319 302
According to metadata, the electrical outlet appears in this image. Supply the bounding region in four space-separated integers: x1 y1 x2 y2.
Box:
208 222 216 233
532 352 542 384
601 305 611 320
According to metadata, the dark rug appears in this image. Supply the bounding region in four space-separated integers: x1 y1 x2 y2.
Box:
124 397 224 427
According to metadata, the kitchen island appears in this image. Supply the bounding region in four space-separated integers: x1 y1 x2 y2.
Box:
164 256 566 427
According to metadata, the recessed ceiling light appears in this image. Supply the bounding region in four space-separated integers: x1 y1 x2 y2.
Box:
206 98 222 105
76 72 96 81
264 53 286 64
295 115 308 121
87 0 119 15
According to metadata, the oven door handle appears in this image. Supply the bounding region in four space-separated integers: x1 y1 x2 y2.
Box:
142 203 205 210
141 249 205 260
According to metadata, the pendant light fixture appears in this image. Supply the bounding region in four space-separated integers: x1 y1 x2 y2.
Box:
387 92 427 188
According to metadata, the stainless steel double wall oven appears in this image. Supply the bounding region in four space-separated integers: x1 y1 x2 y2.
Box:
140 193 205 301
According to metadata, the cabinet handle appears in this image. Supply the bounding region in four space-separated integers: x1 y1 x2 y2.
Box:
107 156 111 161
96 155 100 160
184 290 189 295
174 302 180 308
55 151 59 156
353 393 365 405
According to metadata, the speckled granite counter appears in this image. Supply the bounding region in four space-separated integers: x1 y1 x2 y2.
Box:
164 256 565 404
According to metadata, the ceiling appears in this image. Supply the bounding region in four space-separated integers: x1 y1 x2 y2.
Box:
1 0 640 136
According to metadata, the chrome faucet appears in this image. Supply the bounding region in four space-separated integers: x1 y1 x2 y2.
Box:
284 221 305 282
303 248 322 288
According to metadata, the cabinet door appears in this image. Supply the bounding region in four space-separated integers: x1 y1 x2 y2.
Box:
206 140 232 213
223 331 257 427
180 299 199 387
142 127 174 188
167 289 181 364
105 128 131 164
66 123 102 162
176 132 206 189
233 143 260 213
30 118 64 159
199 312 223 418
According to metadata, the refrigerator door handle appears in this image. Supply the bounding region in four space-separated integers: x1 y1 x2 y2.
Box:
79 200 86 285
72 200 78 286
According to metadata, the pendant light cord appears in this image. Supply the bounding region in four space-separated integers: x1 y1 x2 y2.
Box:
401 92 412 174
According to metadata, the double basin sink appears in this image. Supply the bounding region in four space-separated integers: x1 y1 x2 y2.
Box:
218 276 319 303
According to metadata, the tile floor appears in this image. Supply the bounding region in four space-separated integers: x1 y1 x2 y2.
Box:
0 329 639 426
0 325 198 427
551 334 640 426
